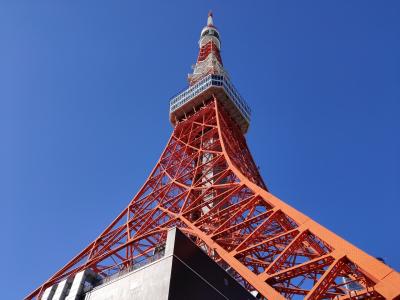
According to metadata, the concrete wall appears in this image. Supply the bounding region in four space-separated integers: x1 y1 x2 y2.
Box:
84 256 173 300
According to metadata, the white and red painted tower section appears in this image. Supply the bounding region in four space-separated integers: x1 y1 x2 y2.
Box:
189 12 226 85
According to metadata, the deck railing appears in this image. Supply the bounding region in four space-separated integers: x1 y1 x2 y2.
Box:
169 75 251 123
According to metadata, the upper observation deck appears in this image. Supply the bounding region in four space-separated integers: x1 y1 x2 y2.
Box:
169 74 251 134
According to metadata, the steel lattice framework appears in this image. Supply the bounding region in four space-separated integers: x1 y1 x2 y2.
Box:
27 12 400 300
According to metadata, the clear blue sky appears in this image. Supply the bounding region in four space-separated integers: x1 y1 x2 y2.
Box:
1 1 399 299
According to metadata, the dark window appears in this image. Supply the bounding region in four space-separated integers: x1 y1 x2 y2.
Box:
201 29 219 39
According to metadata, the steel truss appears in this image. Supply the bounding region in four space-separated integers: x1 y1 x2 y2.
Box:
27 98 400 299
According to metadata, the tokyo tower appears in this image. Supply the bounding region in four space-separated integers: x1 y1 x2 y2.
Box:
27 12 400 300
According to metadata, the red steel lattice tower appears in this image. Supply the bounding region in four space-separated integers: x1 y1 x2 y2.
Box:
28 12 400 300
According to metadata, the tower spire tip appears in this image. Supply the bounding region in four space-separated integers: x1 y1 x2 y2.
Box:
207 10 214 26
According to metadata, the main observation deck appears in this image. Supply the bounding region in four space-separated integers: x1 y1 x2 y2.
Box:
169 75 251 134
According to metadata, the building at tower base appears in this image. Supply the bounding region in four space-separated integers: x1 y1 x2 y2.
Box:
43 228 256 300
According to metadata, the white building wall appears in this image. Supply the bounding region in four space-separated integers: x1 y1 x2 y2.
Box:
84 256 173 300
